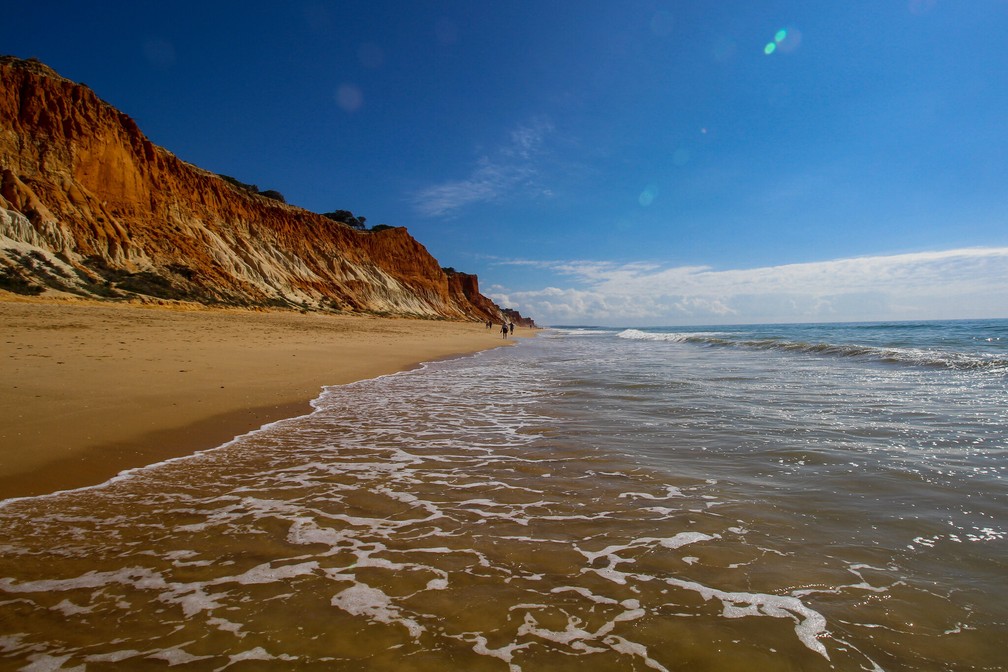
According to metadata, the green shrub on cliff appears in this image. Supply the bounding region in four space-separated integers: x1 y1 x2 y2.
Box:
259 189 286 203
322 210 366 230
217 175 285 203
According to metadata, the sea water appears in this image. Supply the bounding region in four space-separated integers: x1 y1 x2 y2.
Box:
0 320 1005 670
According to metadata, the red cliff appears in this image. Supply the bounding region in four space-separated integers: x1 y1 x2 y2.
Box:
0 56 534 326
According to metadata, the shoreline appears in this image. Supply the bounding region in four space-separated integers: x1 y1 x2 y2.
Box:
0 297 529 500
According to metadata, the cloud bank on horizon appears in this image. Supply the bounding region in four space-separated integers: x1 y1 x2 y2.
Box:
490 247 1008 326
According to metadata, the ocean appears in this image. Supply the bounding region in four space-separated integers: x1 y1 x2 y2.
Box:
1 319 1005 671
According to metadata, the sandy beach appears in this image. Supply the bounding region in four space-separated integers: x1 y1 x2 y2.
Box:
0 297 524 500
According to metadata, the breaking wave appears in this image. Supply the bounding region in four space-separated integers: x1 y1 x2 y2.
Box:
617 329 1008 372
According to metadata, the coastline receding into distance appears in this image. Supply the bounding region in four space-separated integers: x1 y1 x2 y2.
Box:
0 297 529 500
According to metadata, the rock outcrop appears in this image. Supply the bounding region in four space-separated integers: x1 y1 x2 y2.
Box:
0 56 534 326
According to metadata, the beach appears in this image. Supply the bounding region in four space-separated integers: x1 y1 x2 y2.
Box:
0 320 1005 669
0 297 520 500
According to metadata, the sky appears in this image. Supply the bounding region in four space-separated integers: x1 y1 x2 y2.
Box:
4 1 1008 326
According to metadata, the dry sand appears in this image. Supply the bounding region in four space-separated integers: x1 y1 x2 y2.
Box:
0 297 526 500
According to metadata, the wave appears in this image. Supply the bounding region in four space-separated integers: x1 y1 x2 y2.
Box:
617 329 728 343
617 329 1008 372
550 327 621 335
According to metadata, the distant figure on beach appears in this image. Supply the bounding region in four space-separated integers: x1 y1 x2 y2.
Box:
486 320 492 329
501 323 508 339
509 321 515 335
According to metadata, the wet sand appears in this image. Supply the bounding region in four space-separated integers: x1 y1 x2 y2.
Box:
0 297 523 499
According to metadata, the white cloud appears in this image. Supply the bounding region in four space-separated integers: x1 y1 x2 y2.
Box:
491 248 1008 326
411 159 534 217
506 118 553 159
411 119 553 217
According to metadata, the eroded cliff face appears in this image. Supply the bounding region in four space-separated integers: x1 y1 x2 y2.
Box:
0 56 533 325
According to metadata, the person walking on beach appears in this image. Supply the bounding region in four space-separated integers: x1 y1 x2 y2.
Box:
501 323 508 339
509 321 515 336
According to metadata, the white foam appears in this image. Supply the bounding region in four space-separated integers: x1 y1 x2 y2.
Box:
52 599 92 617
663 576 830 660
603 635 669 672
225 561 320 586
577 533 715 568
643 506 677 516
550 586 619 605
18 653 81 672
0 634 30 654
162 585 225 618
208 617 245 636
469 633 530 669
513 599 657 668
146 646 213 666
617 329 722 343
0 567 167 594
426 577 448 590
618 486 684 500
84 650 142 663
585 567 637 585
331 584 425 639
517 612 596 646
658 532 717 549
550 327 620 335
225 647 297 665
164 550 199 561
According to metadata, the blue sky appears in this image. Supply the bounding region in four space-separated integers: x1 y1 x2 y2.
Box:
4 1 1007 325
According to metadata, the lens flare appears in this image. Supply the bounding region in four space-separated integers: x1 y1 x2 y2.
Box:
765 27 800 55
638 184 658 207
336 84 363 112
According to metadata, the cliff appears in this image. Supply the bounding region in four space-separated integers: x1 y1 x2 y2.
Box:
0 56 534 326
